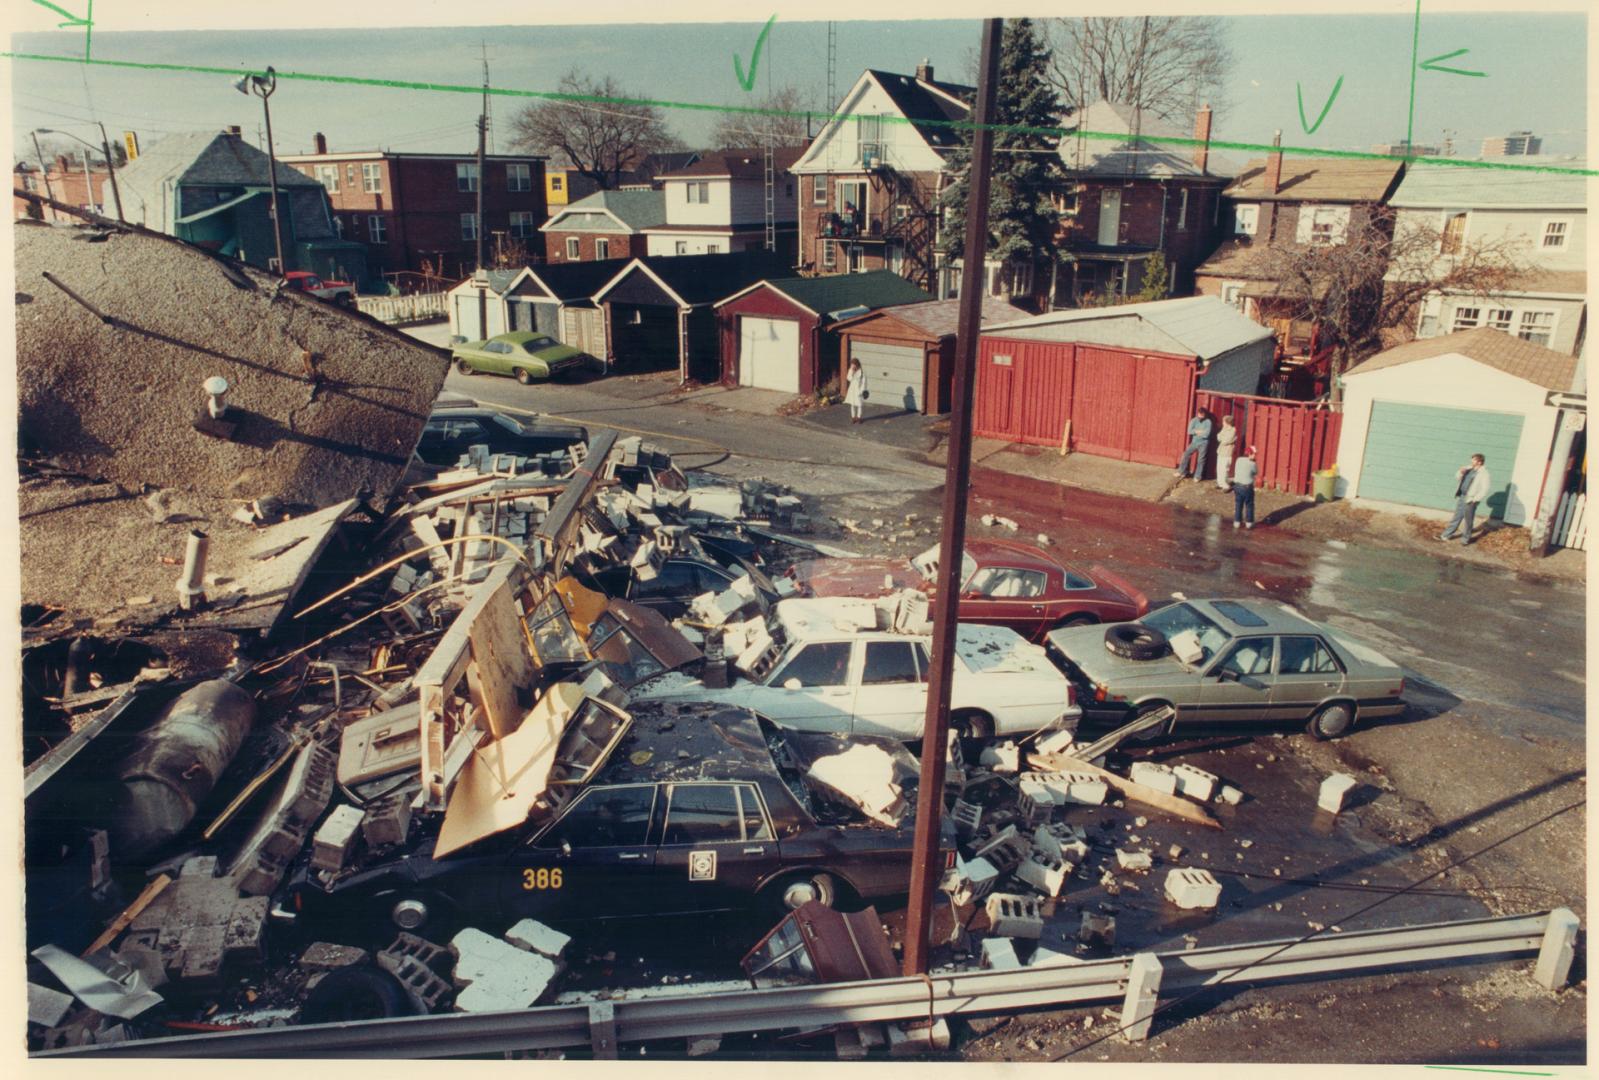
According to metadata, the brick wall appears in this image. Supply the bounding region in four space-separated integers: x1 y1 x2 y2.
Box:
798 169 942 288
544 231 645 264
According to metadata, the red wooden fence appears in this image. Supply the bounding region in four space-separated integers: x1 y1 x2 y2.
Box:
1198 391 1343 496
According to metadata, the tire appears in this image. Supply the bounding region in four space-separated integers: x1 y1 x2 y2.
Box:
514 368 534 386
335 293 356 309
767 871 838 915
300 966 420 1023
1104 623 1168 661
1127 700 1175 743
1307 701 1355 740
950 709 994 741
1056 613 1098 629
455 358 474 375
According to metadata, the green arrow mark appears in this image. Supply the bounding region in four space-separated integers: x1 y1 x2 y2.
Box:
1296 75 1344 134
1419 48 1487 77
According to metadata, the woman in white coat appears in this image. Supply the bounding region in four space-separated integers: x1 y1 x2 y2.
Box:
844 357 869 424
1214 414 1238 491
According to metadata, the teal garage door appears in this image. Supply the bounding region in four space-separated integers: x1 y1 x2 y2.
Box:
1358 401 1523 521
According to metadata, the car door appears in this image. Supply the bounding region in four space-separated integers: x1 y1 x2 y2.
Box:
850 639 927 738
652 782 777 914
1197 636 1277 722
754 641 858 733
502 783 660 922
1269 635 1347 720
962 566 1052 637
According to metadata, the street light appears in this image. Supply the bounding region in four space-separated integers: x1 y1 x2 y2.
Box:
34 125 124 222
233 66 285 275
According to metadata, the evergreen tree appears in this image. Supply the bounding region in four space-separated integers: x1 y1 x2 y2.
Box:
1135 251 1170 303
939 19 1067 295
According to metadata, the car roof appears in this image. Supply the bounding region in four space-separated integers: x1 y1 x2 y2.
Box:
595 702 780 786
1188 597 1323 635
965 538 1067 575
775 597 897 639
426 406 587 434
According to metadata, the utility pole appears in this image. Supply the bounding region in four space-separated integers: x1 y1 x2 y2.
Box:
902 16 1003 978
30 132 60 221
476 63 488 340
96 122 124 221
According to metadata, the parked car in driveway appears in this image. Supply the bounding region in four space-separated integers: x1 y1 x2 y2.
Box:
635 598 1079 742
1044 598 1406 739
282 270 356 307
416 407 588 466
791 540 1148 642
452 331 589 383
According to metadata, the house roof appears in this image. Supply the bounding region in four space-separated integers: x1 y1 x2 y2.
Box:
865 69 973 150
719 271 932 318
1388 159 1588 210
542 189 667 233
518 257 637 301
834 296 1029 339
594 251 792 307
1343 327 1578 390
117 131 320 221
660 147 806 180
1061 100 1239 179
1224 157 1404 203
1194 238 1277 280
447 269 523 296
986 295 1273 360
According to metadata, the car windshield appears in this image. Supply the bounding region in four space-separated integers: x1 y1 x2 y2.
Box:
911 544 977 588
1141 603 1231 663
489 413 525 434
525 335 559 350
589 614 667 687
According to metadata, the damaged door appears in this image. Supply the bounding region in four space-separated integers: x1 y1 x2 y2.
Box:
849 640 926 738
759 642 858 733
504 783 660 921
652 782 776 914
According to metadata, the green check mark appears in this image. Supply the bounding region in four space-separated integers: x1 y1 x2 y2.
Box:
733 15 777 92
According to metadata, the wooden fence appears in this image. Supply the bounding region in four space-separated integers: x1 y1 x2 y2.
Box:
1197 391 1343 496
1551 490 1587 551
357 291 448 326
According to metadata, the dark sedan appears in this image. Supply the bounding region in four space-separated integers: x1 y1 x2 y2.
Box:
415 407 588 467
592 556 781 622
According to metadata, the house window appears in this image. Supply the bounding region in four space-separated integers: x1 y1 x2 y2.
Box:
1052 187 1079 215
565 238 581 260
456 163 479 193
821 239 836 269
811 175 827 206
551 175 565 192
361 163 382 193
507 163 531 192
460 212 479 241
1309 206 1344 245
847 245 865 273
1440 212 1468 255
674 241 688 254
858 115 882 164
1235 204 1258 236
1451 306 1481 332
1221 283 1245 310
1485 308 1513 332
595 239 610 260
368 215 387 243
333 215 344 238
1177 188 1189 230
315 165 339 193
510 211 535 238
686 181 711 204
707 243 721 254
346 164 356 184
893 204 910 223
1517 310 1556 347
1542 220 1570 250
836 179 867 222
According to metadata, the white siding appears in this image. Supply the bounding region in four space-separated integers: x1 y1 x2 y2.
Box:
645 232 749 256
666 178 730 226
791 77 949 176
447 282 507 340
1393 206 1588 273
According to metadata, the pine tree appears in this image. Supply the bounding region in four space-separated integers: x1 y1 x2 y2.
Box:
1135 251 1170 303
939 19 1068 295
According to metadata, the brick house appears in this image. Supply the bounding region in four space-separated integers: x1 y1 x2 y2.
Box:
790 64 971 291
540 189 666 264
280 135 548 286
641 147 804 260
1050 100 1234 307
14 156 114 220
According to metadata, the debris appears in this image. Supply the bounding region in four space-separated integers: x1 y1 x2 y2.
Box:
28 982 76 1028
1035 729 1076 756
1078 912 1116 947
233 742 338 896
1237 838 1253 849
1164 868 1222 910
805 745 908 827
888 1019 951 1056
451 928 560 1012
950 798 984 841
1116 849 1153 872
30 945 164 1020
299 943 371 971
310 804 367 873
1318 773 1360 815
978 742 1020 774
953 855 1001 906
1033 823 1090 863
1168 844 1184 860
979 937 1021 970
506 919 572 962
378 934 454 1013
1016 852 1070 898
1172 764 1218 802
1016 777 1062 825
984 894 1045 939
686 1035 723 1057
1035 533 1052 546
1218 785 1245 806
1128 761 1178 795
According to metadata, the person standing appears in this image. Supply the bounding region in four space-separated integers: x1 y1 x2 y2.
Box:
1439 453 1491 545
1175 409 1213 480
1232 444 1258 529
844 357 869 424
1214 414 1238 492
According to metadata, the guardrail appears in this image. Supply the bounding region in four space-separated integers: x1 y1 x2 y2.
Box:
37 908 1577 1059
357 292 448 326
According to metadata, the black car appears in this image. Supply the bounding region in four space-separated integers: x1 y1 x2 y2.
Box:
277 704 949 939
415 407 588 467
592 556 781 623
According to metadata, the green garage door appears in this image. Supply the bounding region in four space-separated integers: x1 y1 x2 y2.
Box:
1358 401 1523 521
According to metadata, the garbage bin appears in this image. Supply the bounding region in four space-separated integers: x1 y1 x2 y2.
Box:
1313 468 1338 503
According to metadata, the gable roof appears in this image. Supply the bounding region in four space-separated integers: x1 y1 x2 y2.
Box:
1225 157 1404 203
718 271 932 318
987 295 1273 360
1388 159 1588 210
865 69 973 151
1344 327 1578 390
1062 100 1239 179
116 130 321 223
661 147 807 180
835 296 1031 339
593 251 792 307
542 189 667 233
517 257 637 301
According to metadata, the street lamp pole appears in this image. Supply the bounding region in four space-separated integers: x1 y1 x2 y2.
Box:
29 132 60 221
235 67 286 275
36 127 124 221
96 122 125 221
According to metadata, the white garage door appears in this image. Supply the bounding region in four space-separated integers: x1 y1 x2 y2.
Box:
739 317 801 392
561 306 605 359
852 340 925 413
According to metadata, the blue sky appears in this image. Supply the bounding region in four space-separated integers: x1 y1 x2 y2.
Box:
7 13 1587 163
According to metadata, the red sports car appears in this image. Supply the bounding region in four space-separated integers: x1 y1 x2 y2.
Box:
789 539 1149 642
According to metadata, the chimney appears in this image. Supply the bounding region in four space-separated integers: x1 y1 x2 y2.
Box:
314 132 328 155
1192 104 1213 175
227 125 242 138
915 59 934 82
1264 130 1283 195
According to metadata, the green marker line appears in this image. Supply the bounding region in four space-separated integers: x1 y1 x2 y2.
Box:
4 48 1594 177
1424 1067 1556 1076
1407 0 1422 151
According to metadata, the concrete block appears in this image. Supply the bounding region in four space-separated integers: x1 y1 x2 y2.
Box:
1038 771 1107 805
1129 761 1178 796
953 855 1000 906
949 799 983 841
985 893 1044 939
178 924 227 983
1535 907 1580 989
450 928 560 1012
1033 823 1090 864
505 919 571 962
222 895 270 962
1217 785 1245 805
1078 912 1116 947
234 742 337 896
1028 947 1083 968
380 933 455 1012
1017 778 1061 826
979 936 1021 970
1164 868 1222 910
1016 852 1070 898
1119 954 1163 1042
381 933 452 975
311 804 366 873
1116 849 1153 872
362 791 415 847
686 1035 723 1057
299 942 370 971
887 1019 950 1056
1172 764 1217 801
1318 773 1359 815
978 742 1019 774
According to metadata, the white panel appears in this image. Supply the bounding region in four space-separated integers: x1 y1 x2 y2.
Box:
851 341 924 412
739 317 801 392
791 78 949 175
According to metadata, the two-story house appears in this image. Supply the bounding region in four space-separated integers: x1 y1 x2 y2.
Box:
640 147 803 260
14 155 114 220
790 64 972 290
540 189 667 263
280 135 548 286
1385 160 1587 357
1052 100 1235 306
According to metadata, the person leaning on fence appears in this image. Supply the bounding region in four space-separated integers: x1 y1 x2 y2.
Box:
1232 445 1259 530
1175 409 1213 480
1439 453 1492 546
1214 415 1238 491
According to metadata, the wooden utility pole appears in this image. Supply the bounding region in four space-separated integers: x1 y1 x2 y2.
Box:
476 58 489 339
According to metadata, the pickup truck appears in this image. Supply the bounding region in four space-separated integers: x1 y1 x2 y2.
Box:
283 270 356 307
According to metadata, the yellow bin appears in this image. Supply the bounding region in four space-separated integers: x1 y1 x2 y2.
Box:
1313 467 1338 503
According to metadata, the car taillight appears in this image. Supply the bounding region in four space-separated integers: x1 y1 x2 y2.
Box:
294 891 303 911
1094 684 1108 702
1391 678 1405 696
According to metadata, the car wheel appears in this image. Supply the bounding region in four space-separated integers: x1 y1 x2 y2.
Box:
384 892 455 939
1104 623 1168 661
1126 700 1175 744
455 358 474 375
515 368 534 385
1056 613 1098 629
336 293 356 309
1307 701 1355 740
769 872 839 915
300 966 420 1023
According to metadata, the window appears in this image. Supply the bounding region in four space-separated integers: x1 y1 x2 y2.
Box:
1451 306 1481 332
1518 310 1556 347
539 785 655 848
1063 570 1095 591
1141 602 1229 662
675 241 688 255
315 165 339 193
706 243 720 254
1216 637 1275 678
1235 204 1259 236
812 175 827 206
893 204 909 223
1308 207 1344 245
773 642 853 687
1542 220 1569 250
551 175 565 192
862 641 919 685
456 162 479 192
847 245 865 272
565 237 581 259
507 163 531 192
966 567 1048 599
346 164 356 184
858 114 882 162
367 215 387 242
821 239 836 269
361 163 382 193
836 180 867 220
1277 637 1341 675
510 210 535 238
1485 308 1513 332
1210 600 1270 628
1221 283 1245 310
686 181 710 204
1177 188 1189 230
595 239 610 260
1440 212 1467 254
663 784 742 844
1052 187 1079 216
460 212 479 240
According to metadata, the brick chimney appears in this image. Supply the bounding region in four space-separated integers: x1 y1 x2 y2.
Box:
1264 130 1283 195
314 132 328 155
1193 104 1213 175
227 125 242 138
916 59 934 82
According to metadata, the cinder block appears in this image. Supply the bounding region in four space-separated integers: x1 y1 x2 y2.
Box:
234 743 337 896
222 895 270 962
505 919 571 962
984 893 1044 939
949 799 983 841
1016 779 1061 826
1016 852 1070 897
1078 911 1116 947
1038 771 1107 805
1318 773 1359 815
311 805 366 873
1172 764 1218 801
1129 762 1178 795
979 936 1021 970
978 742 1019 774
362 791 415 848
1028 946 1083 968
385 955 454 1013
1035 730 1077 756
1116 849 1153 872
1164 868 1222 910
1217 785 1244 805
381 933 453 976
1033 823 1090 864
953 855 1000 906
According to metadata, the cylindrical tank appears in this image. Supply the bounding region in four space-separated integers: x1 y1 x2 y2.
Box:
108 679 257 859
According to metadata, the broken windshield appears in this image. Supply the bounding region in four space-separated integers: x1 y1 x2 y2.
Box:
1142 602 1230 664
911 544 977 590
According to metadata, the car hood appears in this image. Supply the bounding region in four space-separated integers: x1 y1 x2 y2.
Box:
790 557 923 597
1045 624 1194 685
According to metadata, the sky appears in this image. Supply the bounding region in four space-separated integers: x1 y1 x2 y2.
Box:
5 10 1589 165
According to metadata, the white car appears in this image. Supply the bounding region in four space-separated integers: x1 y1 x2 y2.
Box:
635 598 1079 741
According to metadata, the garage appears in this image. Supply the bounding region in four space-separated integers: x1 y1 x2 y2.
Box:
561 306 605 359
1357 402 1524 513
738 317 801 392
848 341 924 412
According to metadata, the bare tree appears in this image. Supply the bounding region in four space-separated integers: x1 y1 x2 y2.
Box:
509 70 681 190
1045 16 1232 123
707 86 813 149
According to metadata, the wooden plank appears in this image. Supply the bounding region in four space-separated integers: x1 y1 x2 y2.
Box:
536 429 619 551
81 874 172 957
1027 752 1222 829
468 574 536 741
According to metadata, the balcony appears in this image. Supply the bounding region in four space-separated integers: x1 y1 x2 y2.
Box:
816 211 885 242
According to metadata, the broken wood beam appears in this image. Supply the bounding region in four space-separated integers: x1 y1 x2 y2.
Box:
81 874 172 957
1026 752 1222 830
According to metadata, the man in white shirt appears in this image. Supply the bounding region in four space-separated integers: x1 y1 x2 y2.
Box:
1439 453 1492 545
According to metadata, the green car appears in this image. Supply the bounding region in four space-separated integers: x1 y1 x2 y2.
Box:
451 331 588 384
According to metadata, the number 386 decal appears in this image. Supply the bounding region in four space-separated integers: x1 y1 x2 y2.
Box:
522 867 564 890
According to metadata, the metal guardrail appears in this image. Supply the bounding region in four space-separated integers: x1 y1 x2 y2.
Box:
37 908 1576 1059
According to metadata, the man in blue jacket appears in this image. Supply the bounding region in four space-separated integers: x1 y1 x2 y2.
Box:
1175 410 1213 481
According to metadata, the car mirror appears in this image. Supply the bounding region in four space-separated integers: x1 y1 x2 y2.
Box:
782 678 802 691
1215 668 1236 682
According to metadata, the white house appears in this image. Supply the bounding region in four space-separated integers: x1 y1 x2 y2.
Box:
641 147 803 258
1387 159 1587 357
1335 328 1580 526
